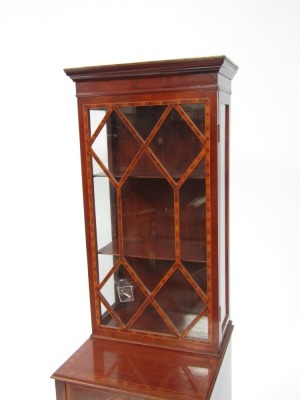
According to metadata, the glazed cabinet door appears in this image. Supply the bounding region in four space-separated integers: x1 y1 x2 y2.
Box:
83 98 214 349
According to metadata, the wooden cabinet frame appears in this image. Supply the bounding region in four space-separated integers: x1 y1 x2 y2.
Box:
52 56 238 400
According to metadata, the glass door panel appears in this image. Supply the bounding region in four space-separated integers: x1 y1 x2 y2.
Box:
127 257 174 292
88 101 209 341
119 105 167 140
90 108 141 180
89 109 107 175
149 107 204 178
179 176 207 262
186 314 208 340
98 254 117 326
155 268 206 333
180 103 206 134
131 304 174 335
182 261 207 295
122 177 175 260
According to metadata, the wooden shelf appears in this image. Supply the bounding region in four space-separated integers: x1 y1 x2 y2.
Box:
94 171 206 180
99 239 207 262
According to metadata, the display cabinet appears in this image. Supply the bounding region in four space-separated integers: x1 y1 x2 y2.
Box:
52 56 238 399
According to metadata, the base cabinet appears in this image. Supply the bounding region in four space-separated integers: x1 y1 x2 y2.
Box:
52 333 232 400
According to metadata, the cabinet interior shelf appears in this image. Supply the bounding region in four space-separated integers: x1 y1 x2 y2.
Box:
93 170 206 180
99 239 207 262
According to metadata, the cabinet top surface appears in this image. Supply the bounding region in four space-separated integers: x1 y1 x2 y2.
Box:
64 55 238 82
52 336 231 399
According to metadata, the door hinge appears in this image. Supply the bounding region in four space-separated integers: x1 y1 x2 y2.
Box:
219 306 222 322
218 124 220 142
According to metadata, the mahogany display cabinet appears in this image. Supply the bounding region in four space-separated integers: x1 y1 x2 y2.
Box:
52 56 238 399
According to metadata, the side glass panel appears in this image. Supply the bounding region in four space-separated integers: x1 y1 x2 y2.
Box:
88 102 208 341
218 104 228 334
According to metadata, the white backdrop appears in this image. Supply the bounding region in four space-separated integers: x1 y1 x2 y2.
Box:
1 1 299 399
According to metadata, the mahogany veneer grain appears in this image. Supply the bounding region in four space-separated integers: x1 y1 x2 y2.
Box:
52 325 232 400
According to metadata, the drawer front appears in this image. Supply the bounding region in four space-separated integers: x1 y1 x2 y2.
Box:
67 384 148 400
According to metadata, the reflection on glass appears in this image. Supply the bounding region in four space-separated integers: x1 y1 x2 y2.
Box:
67 338 217 398
187 365 209 378
186 314 208 340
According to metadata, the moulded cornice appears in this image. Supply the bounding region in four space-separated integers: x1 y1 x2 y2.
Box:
64 56 238 83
